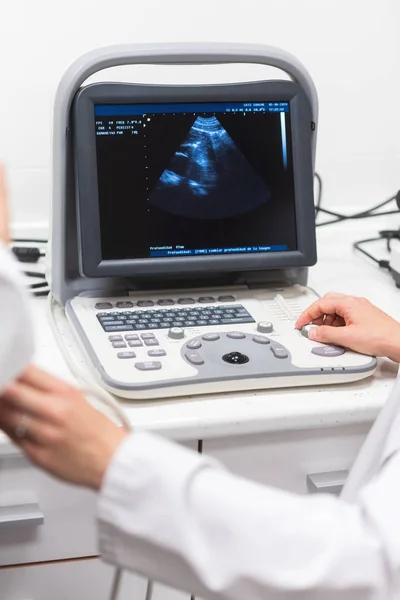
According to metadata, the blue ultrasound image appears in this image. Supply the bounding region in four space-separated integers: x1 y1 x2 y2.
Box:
148 116 271 220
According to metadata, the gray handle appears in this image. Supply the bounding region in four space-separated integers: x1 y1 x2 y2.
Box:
307 470 348 495
0 503 44 529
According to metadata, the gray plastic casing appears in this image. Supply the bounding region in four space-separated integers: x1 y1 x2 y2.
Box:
49 42 319 306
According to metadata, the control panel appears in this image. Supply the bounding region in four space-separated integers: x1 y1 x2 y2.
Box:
66 285 377 400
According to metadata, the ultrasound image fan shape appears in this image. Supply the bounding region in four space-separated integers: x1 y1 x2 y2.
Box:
149 116 271 219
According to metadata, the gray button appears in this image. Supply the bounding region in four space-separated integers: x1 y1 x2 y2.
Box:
198 296 215 303
185 351 205 365
148 349 167 357
202 333 220 341
116 301 134 308
112 341 127 348
257 321 274 334
144 338 159 346
311 346 345 357
95 302 113 309
227 331 246 340
104 325 134 332
157 299 175 306
135 361 162 371
168 327 185 340
141 332 155 339
117 351 136 359
252 335 270 345
178 297 195 305
218 295 235 302
125 334 139 340
270 346 289 359
128 340 143 347
301 324 318 339
109 335 123 342
137 300 154 307
187 339 202 350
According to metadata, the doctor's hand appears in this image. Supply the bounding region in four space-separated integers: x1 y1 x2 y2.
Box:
296 292 400 362
0 365 129 489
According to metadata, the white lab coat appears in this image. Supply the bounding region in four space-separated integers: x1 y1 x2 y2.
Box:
0 243 33 389
97 372 400 600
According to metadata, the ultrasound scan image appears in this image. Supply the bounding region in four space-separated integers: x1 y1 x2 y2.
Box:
148 116 271 220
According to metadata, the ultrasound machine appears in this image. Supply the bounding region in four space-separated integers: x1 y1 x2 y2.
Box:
48 43 376 400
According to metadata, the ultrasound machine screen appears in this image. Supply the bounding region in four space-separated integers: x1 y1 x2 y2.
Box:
94 101 297 262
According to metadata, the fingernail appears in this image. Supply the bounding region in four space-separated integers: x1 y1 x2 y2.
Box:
308 328 317 340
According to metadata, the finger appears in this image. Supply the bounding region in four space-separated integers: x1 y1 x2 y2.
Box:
332 317 345 327
15 365 77 394
0 405 43 444
296 297 349 329
2 382 60 419
311 316 325 326
323 314 337 327
323 292 347 299
308 324 349 346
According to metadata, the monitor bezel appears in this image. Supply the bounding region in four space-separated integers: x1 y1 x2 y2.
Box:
73 80 316 278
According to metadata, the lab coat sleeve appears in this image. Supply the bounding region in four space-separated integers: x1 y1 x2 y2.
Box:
0 243 33 389
97 431 389 600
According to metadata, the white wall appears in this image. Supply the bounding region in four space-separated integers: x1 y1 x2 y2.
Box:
0 0 399 236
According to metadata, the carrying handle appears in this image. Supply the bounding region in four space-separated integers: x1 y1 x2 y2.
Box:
54 42 318 165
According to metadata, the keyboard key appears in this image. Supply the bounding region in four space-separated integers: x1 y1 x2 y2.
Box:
178 297 195 305
198 296 215 303
104 325 134 332
135 324 146 329
137 300 154 307
109 335 123 342
95 302 113 310
135 361 162 371
187 339 202 350
227 332 246 339
221 317 255 325
184 321 196 327
112 341 127 348
128 340 143 347
185 351 205 366
125 334 139 340
202 333 220 341
141 332 155 339
157 299 175 306
148 349 167 357
144 338 159 346
270 346 288 359
253 335 270 345
218 295 235 302
117 351 136 359
116 301 134 308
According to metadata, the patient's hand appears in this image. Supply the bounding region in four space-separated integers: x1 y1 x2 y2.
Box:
0 166 10 244
0 365 128 489
296 292 400 362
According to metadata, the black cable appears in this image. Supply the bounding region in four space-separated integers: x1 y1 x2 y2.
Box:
29 282 48 290
353 236 391 268
314 172 322 216
24 271 46 279
12 238 47 244
317 209 400 227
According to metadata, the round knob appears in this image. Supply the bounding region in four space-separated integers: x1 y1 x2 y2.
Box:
257 321 273 334
301 324 318 339
168 327 185 340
